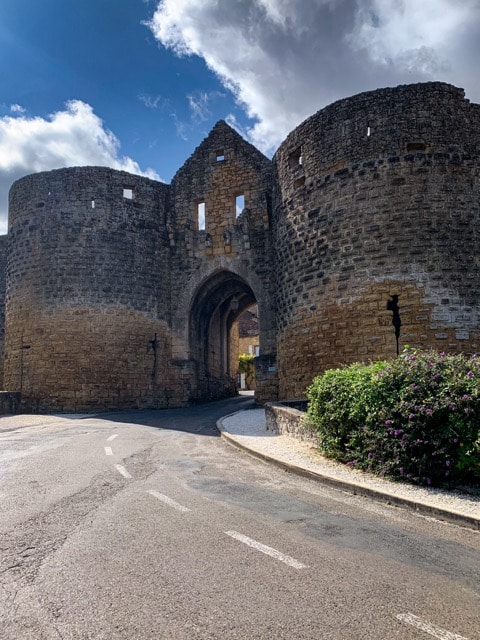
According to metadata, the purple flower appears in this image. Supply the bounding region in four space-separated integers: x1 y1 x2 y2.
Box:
446 460 451 467
385 420 392 425
453 437 459 443
408 413 415 420
399 467 404 475
466 371 473 378
426 477 432 485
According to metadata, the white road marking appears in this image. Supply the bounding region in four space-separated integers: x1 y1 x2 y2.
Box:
104 446 113 456
107 434 118 442
225 531 307 569
114 464 132 479
396 613 469 639
148 490 190 513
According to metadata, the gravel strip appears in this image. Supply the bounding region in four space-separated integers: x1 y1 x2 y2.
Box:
219 409 480 526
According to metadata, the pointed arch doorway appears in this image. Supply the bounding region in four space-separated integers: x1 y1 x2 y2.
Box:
189 271 257 401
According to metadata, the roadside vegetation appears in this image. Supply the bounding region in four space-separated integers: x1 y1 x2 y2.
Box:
237 353 256 389
306 349 480 487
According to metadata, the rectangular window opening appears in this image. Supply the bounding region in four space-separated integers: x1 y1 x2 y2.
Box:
294 176 305 189
216 150 225 162
288 147 302 169
197 201 206 230
235 194 245 218
123 188 133 200
406 142 427 152
91 200 95 209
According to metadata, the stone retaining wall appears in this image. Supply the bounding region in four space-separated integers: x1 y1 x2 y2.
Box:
265 401 320 447
0 392 21 414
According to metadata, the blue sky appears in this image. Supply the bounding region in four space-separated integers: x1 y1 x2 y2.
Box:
1 0 479 233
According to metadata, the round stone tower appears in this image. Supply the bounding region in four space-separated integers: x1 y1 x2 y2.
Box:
5 166 171 411
273 82 480 398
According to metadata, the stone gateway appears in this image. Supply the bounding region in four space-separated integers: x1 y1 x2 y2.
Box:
2 82 479 411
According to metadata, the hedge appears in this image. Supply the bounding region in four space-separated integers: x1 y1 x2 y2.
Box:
306 349 480 486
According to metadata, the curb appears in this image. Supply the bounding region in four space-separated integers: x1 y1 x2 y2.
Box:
217 417 480 532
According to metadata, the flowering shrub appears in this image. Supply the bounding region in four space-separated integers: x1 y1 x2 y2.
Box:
306 349 480 486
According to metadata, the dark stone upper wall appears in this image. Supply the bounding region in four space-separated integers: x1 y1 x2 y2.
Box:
274 82 480 198
7 166 170 313
170 120 272 235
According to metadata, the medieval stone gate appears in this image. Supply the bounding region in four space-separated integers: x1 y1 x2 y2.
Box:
2 82 479 411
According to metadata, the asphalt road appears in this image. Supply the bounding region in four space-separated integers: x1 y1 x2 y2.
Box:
0 396 479 640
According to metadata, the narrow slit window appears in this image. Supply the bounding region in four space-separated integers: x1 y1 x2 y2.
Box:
91 200 95 209
197 201 206 230
367 124 371 137
235 194 245 218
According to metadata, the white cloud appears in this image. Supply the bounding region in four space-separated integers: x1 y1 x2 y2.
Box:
187 90 224 123
188 91 211 122
148 0 480 153
138 93 168 109
10 104 26 115
0 100 159 234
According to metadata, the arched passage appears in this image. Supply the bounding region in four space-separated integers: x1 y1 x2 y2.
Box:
189 270 257 401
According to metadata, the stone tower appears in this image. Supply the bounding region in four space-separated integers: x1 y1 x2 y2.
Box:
272 82 480 397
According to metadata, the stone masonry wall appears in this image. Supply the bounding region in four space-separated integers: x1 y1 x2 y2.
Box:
0 235 7 384
5 167 172 411
4 82 480 411
168 121 278 403
273 82 480 398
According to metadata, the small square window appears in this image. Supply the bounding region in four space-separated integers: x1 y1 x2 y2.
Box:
288 147 302 169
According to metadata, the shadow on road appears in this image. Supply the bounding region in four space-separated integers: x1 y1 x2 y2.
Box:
93 395 257 436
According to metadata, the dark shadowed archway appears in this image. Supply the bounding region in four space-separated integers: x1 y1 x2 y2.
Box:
189 270 257 402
